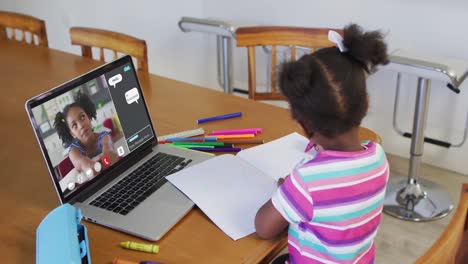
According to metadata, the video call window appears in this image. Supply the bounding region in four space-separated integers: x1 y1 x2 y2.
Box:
32 63 154 197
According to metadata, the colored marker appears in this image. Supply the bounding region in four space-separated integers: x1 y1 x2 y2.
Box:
215 134 255 139
173 141 225 146
168 145 216 156
215 144 233 148
190 147 241 152
197 112 242 124
166 137 218 142
120 241 159 254
159 139 205 144
222 139 264 144
173 144 215 149
213 128 262 133
209 128 262 135
208 131 255 136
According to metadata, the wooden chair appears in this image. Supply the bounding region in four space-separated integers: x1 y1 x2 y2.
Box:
416 183 468 264
359 127 382 145
236 26 339 101
69 27 148 72
236 26 382 144
0 11 48 47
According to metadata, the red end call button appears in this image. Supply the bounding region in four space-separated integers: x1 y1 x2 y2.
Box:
102 156 111 167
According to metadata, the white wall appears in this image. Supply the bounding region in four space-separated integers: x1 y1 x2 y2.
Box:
2 0 468 175
0 0 210 87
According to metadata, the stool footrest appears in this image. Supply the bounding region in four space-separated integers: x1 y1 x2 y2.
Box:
402 132 451 148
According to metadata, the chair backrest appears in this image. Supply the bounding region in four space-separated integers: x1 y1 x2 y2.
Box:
236 26 339 101
359 127 382 145
416 184 468 264
69 27 148 72
0 11 48 47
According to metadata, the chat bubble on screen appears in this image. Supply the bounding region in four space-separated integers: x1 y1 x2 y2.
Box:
108 74 122 88
125 88 140 104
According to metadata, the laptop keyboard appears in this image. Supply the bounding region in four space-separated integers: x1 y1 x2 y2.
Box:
89 152 192 215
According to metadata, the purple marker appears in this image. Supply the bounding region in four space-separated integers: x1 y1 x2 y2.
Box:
190 147 241 152
197 112 242 124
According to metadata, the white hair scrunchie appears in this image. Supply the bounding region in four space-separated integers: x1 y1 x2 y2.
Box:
328 30 348 53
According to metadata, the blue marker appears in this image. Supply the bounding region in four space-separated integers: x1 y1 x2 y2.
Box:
197 112 242 124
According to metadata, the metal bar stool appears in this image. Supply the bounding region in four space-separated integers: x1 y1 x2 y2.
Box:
178 17 238 94
383 50 468 221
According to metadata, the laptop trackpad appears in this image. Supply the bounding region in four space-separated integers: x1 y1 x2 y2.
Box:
79 182 193 241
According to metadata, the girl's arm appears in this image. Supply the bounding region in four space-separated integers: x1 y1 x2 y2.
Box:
255 199 289 239
69 148 96 173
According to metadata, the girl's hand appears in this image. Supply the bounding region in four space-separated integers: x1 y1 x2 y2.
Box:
92 153 103 162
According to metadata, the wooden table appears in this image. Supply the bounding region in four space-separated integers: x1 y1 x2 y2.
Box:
0 42 378 263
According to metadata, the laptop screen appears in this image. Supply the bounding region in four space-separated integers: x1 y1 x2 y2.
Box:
27 56 155 200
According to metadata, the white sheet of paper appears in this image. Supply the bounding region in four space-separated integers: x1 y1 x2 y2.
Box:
236 132 310 180
167 154 277 240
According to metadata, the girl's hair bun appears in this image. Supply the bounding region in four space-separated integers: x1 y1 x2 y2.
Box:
343 24 389 72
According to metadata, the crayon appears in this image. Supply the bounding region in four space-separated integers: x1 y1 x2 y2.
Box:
120 241 159 254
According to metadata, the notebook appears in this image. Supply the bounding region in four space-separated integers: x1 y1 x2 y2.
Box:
25 55 212 241
167 132 312 240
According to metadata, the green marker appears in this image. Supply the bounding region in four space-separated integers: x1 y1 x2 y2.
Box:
167 144 215 156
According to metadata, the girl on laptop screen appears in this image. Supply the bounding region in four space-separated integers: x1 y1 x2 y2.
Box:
54 92 118 178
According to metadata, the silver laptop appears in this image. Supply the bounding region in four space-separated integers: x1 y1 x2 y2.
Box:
25 55 211 240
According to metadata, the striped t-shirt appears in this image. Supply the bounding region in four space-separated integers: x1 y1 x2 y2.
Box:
271 141 389 264
69 131 110 158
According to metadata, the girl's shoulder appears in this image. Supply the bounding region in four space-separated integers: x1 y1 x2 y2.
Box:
69 139 86 156
299 140 383 167
96 131 111 141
